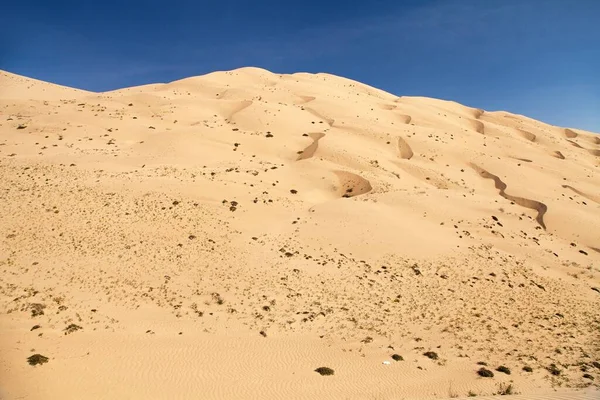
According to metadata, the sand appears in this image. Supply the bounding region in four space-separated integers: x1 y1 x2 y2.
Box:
0 67 599 399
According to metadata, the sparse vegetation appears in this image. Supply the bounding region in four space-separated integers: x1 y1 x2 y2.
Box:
29 303 45 317
547 363 561 376
27 354 49 366
315 367 334 376
522 366 533 372
391 354 403 361
496 365 511 375
477 367 494 377
64 324 82 334
423 351 438 360
496 383 516 395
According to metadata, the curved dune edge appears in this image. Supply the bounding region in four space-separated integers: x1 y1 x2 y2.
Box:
226 100 253 120
511 157 532 163
297 132 325 160
470 163 548 229
517 128 536 142
473 108 484 119
397 137 414 159
562 185 600 205
303 107 335 126
584 135 600 145
333 170 372 198
470 119 485 134
551 151 566 160
564 128 578 138
394 162 453 189
296 95 315 104
379 103 397 110
397 114 412 124
567 140 600 157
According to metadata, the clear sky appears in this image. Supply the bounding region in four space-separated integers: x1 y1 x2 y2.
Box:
1 0 599 132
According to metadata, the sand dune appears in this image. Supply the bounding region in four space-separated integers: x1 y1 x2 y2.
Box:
1 67 599 400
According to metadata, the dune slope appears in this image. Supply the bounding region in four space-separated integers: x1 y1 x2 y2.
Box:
1 67 599 400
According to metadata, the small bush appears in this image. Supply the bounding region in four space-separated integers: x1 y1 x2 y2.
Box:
477 361 488 366
547 363 561 376
29 303 45 317
496 365 511 375
522 366 533 372
496 383 516 395
423 351 439 360
468 391 477 397
27 354 49 366
477 367 494 378
315 367 334 376
391 354 403 361
64 324 82 335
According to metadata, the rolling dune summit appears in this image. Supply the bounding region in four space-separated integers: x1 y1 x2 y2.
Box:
1 67 599 400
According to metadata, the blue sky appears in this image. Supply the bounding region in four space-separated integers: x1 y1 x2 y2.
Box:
1 0 599 132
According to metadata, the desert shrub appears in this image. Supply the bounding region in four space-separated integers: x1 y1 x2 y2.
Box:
315 367 334 376
27 354 48 366
496 365 511 375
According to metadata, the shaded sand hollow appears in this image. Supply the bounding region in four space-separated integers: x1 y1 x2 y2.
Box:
1 67 599 400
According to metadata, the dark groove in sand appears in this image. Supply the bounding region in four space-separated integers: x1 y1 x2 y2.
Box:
470 163 548 229
564 128 578 138
397 137 413 160
297 133 325 160
517 129 536 142
334 171 372 198
562 185 600 205
304 107 334 126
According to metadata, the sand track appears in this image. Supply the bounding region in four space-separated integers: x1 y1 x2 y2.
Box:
394 162 453 189
304 107 335 126
334 170 372 197
397 137 414 159
470 163 548 229
297 132 326 160
562 185 600 205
